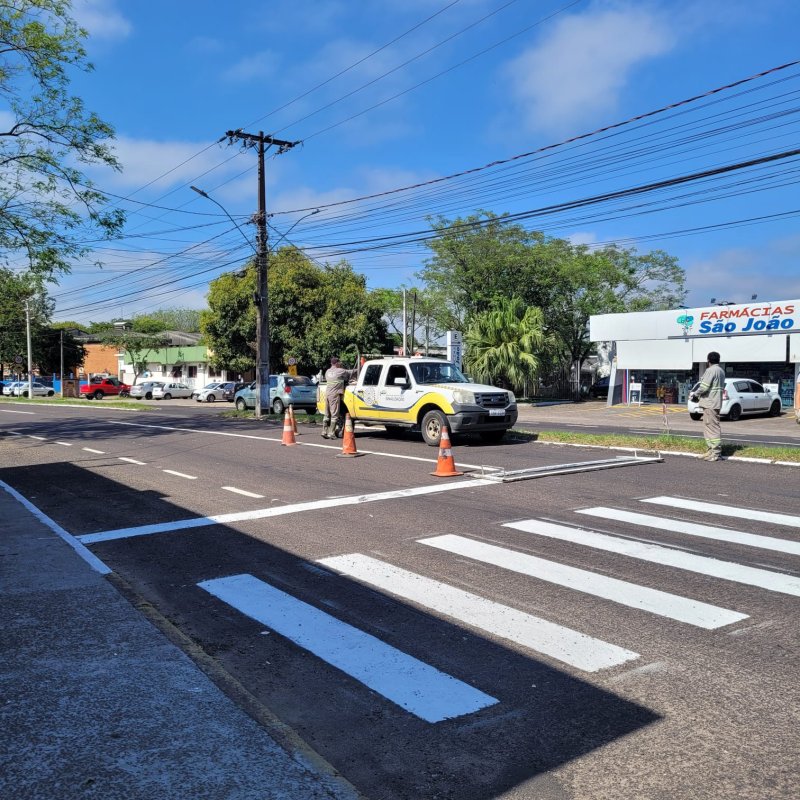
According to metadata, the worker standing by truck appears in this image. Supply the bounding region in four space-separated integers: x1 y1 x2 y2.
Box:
322 356 358 439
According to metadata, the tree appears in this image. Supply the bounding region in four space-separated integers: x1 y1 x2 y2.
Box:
0 267 52 377
34 327 86 375
201 248 390 375
0 1 124 279
372 286 446 354
420 213 686 371
100 330 168 385
463 298 549 390
131 308 202 333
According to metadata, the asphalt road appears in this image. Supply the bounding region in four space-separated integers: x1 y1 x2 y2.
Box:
2 402 798 800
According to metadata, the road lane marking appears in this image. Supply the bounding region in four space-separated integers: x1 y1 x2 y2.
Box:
162 469 197 480
578 507 800 557
82 447 106 454
106 419 497 470
0 480 110 575
642 496 800 529
78 478 495 544
222 486 265 498
318 554 639 673
198 573 497 722
0 409 35 414
55 441 72 447
504 519 800 598
29 435 46 440
118 457 146 465
418 534 747 629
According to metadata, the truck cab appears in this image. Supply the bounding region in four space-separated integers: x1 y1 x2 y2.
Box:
318 357 517 445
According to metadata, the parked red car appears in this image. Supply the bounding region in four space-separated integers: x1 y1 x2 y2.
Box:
80 377 131 399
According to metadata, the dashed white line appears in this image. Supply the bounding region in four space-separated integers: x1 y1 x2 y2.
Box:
55 441 72 447
0 409 35 414
82 447 106 454
118 457 146 465
221 486 265 498
29 435 46 441
163 469 197 480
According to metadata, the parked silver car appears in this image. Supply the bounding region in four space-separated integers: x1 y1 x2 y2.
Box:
12 381 55 398
234 374 317 414
129 381 165 400
152 381 193 400
192 382 227 402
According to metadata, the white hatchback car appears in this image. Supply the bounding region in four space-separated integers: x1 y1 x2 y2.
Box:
688 378 782 421
12 381 55 398
192 382 226 402
152 381 193 400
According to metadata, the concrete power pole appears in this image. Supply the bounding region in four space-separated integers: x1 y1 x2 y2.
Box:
224 130 298 419
24 298 33 399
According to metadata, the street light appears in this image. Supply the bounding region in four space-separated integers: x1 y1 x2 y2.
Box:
190 186 256 254
269 209 320 251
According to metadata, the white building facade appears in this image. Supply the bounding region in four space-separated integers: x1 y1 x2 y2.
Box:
590 299 800 407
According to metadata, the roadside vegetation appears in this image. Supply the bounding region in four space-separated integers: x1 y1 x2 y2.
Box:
0 396 150 411
513 428 800 463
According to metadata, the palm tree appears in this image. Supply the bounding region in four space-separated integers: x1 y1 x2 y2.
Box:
464 298 548 390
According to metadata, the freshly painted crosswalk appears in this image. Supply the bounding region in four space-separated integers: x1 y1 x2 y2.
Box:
198 573 498 723
187 495 799 724
503 519 800 597
317 553 640 672
641 496 800 529
576 507 800 556
418 534 747 629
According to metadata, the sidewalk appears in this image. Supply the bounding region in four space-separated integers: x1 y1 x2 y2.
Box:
0 484 359 800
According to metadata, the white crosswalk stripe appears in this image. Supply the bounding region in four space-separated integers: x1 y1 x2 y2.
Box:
641 496 800 529
418 534 747 629
577 507 800 556
504 519 800 597
318 553 640 673
198 573 498 723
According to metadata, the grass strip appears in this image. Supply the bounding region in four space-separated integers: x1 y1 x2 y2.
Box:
514 428 800 463
0 396 151 411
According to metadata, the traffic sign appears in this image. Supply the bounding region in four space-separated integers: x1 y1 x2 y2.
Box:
14 355 23 364
287 357 297 366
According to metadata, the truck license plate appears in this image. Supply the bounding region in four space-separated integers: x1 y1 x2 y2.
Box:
489 408 505 416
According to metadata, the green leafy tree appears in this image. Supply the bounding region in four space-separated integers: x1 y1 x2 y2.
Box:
0 267 52 377
0 1 124 278
201 248 389 375
34 326 86 375
464 298 549 390
131 308 202 333
100 330 168 385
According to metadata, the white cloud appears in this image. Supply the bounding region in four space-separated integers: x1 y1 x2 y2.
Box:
88 136 247 192
222 51 280 83
71 0 132 41
504 1 676 136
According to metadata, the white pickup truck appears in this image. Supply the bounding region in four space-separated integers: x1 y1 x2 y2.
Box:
316 356 518 445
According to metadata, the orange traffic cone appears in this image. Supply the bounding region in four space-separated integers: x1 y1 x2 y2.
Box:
289 404 299 435
281 409 297 446
430 427 463 477
336 413 363 458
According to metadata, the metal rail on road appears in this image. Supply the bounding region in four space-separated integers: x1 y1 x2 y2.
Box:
478 454 663 483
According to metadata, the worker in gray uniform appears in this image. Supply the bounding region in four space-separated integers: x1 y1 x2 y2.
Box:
322 356 358 439
691 351 725 461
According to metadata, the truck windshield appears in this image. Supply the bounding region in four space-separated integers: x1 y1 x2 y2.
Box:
410 362 468 384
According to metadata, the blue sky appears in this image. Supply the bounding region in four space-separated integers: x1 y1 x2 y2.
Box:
44 0 800 322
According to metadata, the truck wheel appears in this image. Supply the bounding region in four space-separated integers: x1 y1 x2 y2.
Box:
421 409 447 446
689 413 702 421
480 430 506 444
93 390 104 400
272 398 285 415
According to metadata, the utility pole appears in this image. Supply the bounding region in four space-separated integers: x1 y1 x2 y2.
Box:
402 289 407 355
24 298 33 399
224 129 299 418
60 329 64 395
